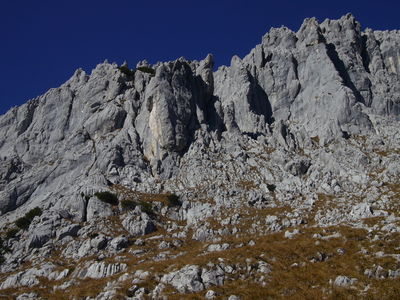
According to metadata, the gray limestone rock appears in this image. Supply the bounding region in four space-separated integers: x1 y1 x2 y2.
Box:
122 212 156 237
160 264 225 293
56 224 81 240
16 293 39 300
73 261 127 279
350 203 374 220
0 263 55 289
161 265 205 293
109 235 129 250
333 275 358 287
86 196 115 221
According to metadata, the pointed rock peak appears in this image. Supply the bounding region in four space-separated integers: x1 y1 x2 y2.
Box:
230 55 243 68
136 60 149 68
262 26 297 49
340 13 361 31
72 68 86 78
90 60 118 76
196 54 214 73
63 68 88 88
297 17 324 46
321 13 361 33
203 53 214 68
342 12 356 21
298 17 320 32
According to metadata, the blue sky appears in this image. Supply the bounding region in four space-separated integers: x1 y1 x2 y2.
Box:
1 0 400 115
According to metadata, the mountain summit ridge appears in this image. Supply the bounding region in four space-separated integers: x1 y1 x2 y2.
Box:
0 14 400 298
1 13 399 215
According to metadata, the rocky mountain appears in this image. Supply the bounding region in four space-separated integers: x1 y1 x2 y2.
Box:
0 13 400 299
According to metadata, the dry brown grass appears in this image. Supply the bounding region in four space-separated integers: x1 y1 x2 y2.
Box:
2 222 400 299
2 183 400 299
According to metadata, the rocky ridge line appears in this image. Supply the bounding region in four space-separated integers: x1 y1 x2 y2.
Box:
0 13 400 299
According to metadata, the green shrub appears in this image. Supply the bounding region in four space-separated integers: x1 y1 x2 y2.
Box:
89 232 98 239
167 194 181 207
139 201 153 215
25 207 42 220
95 191 119 206
118 65 135 78
136 66 155 76
5 228 19 239
15 217 31 230
0 238 10 253
121 199 136 210
267 184 276 192
15 207 43 230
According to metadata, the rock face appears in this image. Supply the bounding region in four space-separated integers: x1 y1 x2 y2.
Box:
73 261 127 279
1 14 400 300
161 264 225 293
122 212 156 236
0 14 399 220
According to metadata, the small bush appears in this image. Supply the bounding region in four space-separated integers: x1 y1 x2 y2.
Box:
121 199 136 210
0 238 10 253
95 191 119 206
167 194 181 207
139 201 153 215
136 66 155 76
89 232 98 239
118 65 135 78
267 184 276 192
15 207 43 230
25 207 42 220
5 228 19 239
15 217 31 230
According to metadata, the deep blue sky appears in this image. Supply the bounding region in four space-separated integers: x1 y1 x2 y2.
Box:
1 0 400 115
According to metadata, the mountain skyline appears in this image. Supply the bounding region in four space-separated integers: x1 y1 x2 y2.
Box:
1 0 400 115
1 12 400 298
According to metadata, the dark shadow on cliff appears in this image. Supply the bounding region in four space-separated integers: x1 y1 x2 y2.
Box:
326 43 366 105
248 72 274 125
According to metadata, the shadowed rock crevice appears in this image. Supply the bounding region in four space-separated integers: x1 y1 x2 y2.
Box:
247 72 274 126
16 99 39 136
361 35 371 73
326 43 366 105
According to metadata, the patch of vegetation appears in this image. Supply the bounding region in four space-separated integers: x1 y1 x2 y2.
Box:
5 227 19 239
89 232 99 239
0 237 10 265
118 65 135 78
15 217 32 230
139 201 153 215
166 194 181 207
25 207 42 221
311 136 320 144
121 199 137 210
95 191 119 206
15 207 42 230
267 184 276 192
137 66 155 76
